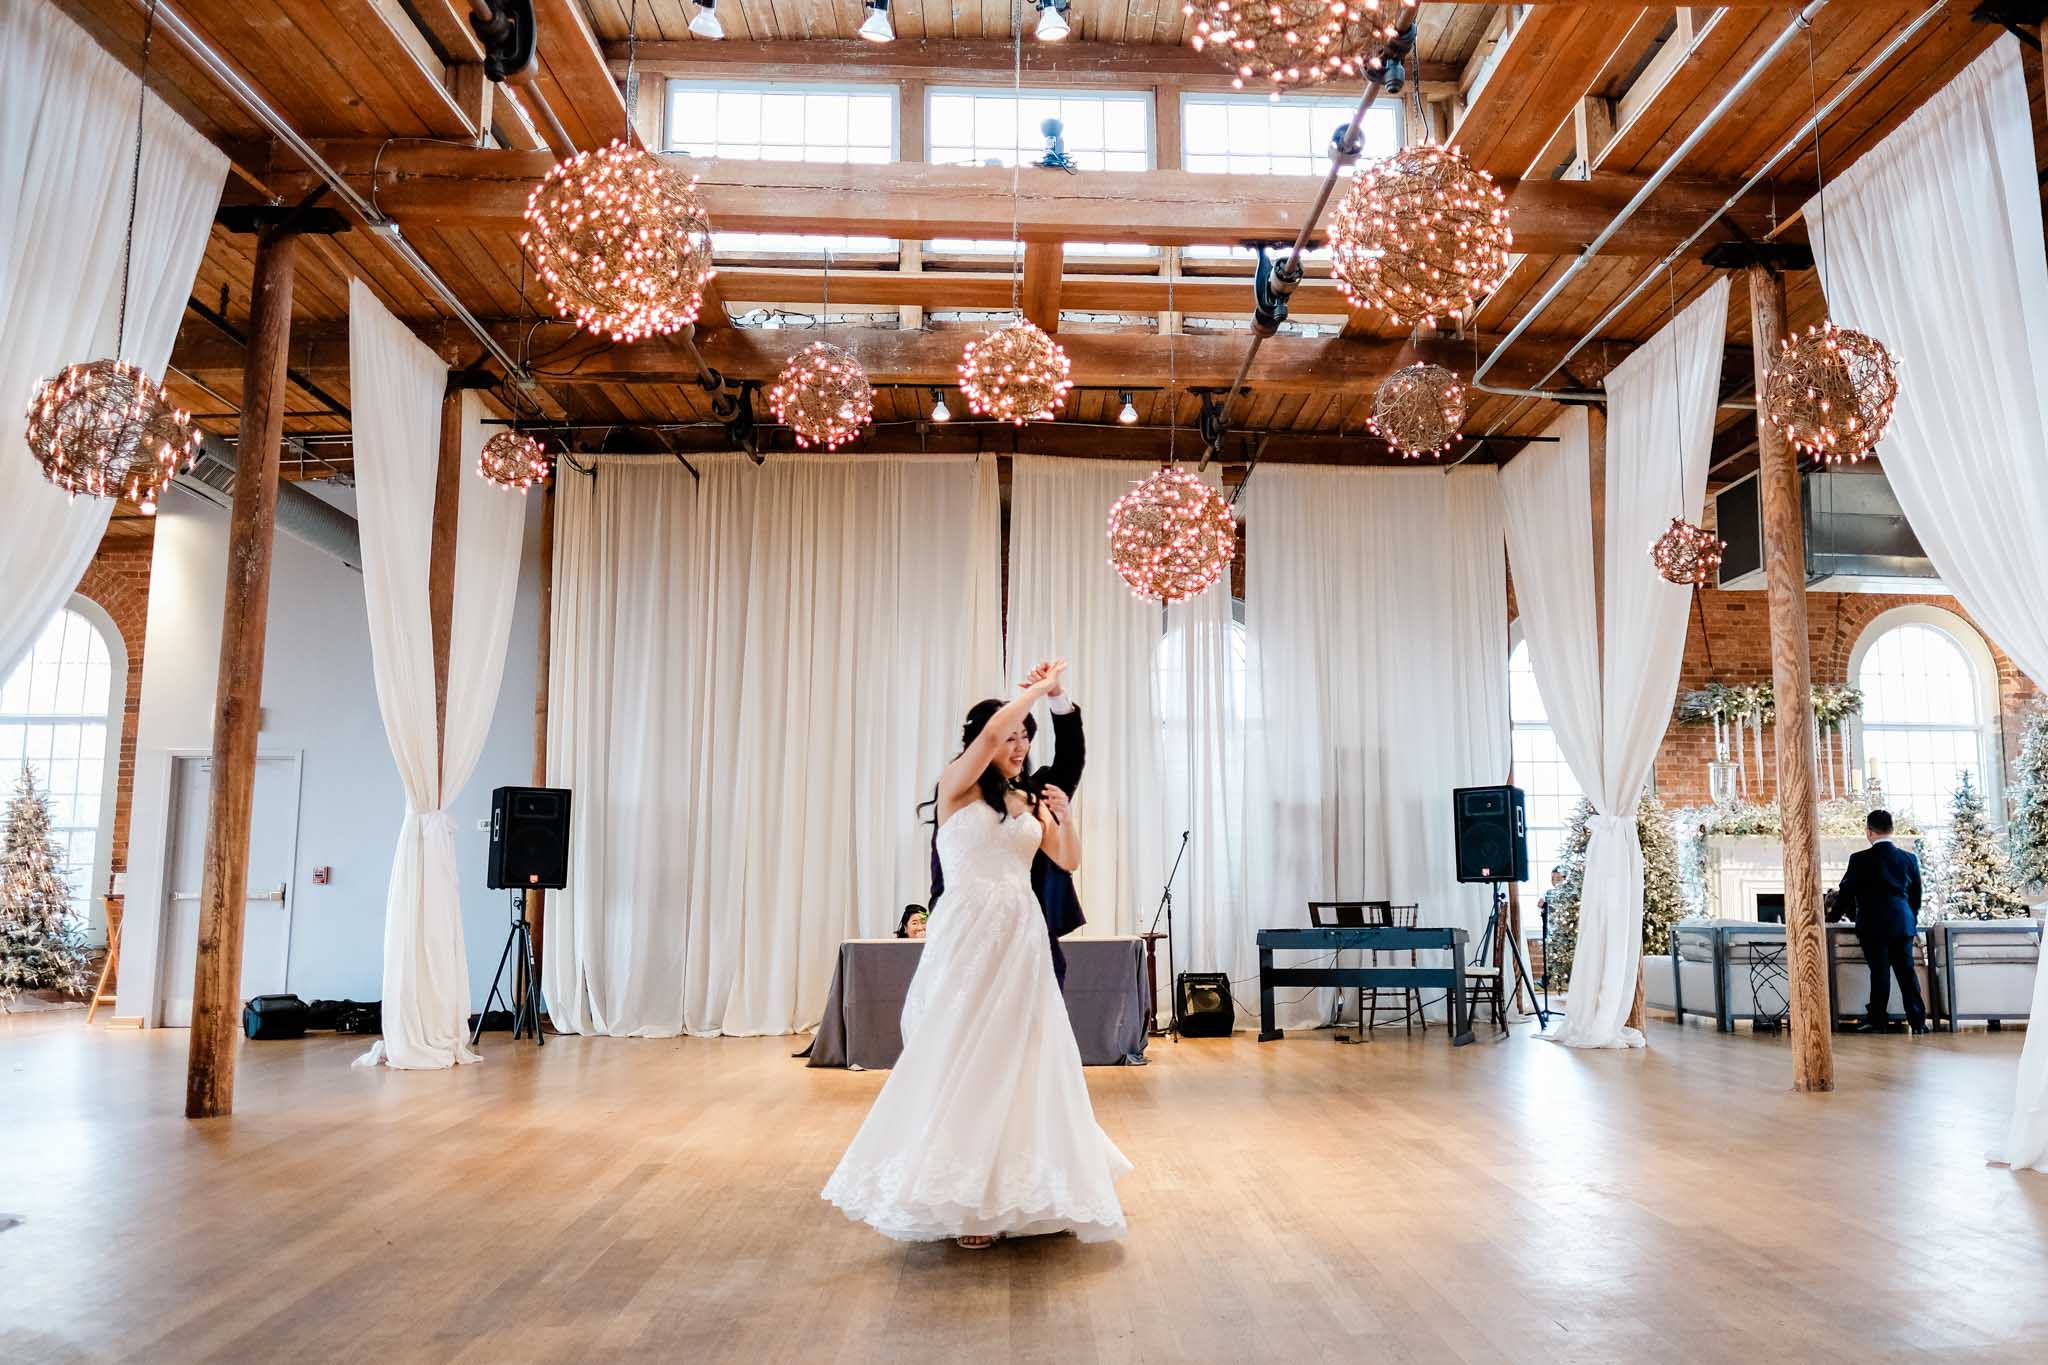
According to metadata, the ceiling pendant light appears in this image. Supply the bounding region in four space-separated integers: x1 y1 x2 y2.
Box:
1366 362 1464 459
767 249 874 449
1118 391 1139 425
1107 466 1237 605
478 429 552 491
961 321 1072 425
859 0 895 42
24 0 197 517
1035 0 1071 41
688 0 724 39
1330 143 1512 328
1644 266 1724 587
930 388 952 422
1183 0 1406 91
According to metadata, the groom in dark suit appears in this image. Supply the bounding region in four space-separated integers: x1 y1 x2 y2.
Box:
931 670 1087 986
1832 808 1930 1034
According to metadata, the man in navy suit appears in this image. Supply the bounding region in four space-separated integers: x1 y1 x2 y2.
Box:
930 675 1086 986
1832 808 1929 1034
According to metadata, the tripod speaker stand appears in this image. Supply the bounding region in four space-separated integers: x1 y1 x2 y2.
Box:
1477 882 1548 1029
473 887 544 1046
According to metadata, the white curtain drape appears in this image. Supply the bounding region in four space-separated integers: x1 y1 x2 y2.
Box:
1006 457 1173 934
0 0 225 676
348 281 525 1069
543 454 1002 1037
1505 276 1729 1049
1797 37 2048 1169
1245 467 1510 1027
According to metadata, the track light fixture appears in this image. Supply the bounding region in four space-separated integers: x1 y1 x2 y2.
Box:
1118 392 1139 424
1035 0 1070 42
859 0 895 43
688 0 724 40
930 388 951 422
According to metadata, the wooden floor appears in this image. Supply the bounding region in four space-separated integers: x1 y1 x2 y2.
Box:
4 1013 2048 1365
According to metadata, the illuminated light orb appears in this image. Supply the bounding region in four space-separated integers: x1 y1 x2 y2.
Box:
1105 465 1238 605
1367 362 1466 459
521 138 716 343
959 321 1073 426
769 341 875 450
1181 0 1408 90
24 358 199 516
1329 143 1513 328
478 430 552 491
1762 320 1898 464
1649 516 1724 587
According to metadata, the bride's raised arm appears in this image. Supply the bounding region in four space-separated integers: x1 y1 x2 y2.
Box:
935 658 1066 814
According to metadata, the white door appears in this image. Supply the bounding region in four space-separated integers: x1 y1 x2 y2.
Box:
157 754 300 1027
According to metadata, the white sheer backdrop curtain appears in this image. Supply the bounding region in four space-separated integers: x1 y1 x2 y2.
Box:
348 282 524 1070
1245 467 1509 1028
543 455 1002 1037
1006 457 1173 935
1506 277 1728 1050
0 0 225 675
1798 37 2048 1168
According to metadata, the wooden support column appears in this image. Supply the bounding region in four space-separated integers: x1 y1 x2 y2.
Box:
528 481 555 978
1020 243 1064 332
1748 263 1835 1093
185 228 299 1119
429 389 464 781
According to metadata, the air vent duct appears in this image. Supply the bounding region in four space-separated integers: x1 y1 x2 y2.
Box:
1714 466 1938 593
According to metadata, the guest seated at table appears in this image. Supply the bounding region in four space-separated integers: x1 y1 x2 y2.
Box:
896 905 928 939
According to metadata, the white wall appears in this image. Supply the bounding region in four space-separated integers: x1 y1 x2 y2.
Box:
116 483 544 1024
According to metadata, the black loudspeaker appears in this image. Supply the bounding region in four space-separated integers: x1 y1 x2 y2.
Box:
488 785 572 890
1453 784 1528 884
1176 972 1235 1038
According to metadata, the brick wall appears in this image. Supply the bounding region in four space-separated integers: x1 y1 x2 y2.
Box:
70 528 154 934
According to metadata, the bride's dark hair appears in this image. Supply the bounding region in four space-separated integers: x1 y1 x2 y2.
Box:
917 698 1038 825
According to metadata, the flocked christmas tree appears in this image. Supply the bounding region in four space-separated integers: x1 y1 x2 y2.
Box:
0 766 92 1006
1544 791 1687 986
2007 701 2048 892
1925 770 2030 921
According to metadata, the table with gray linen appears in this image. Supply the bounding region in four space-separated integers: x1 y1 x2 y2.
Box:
806 935 1150 1068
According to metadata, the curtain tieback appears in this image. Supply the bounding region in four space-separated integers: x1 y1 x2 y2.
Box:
413 808 456 837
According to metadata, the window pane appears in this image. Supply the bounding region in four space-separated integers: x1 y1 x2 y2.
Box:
2 607 117 920
1855 620 1989 829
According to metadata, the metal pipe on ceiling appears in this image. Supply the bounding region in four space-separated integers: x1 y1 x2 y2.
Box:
128 0 533 385
177 434 364 573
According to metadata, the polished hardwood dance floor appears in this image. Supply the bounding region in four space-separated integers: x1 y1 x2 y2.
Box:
4 1011 2047 1363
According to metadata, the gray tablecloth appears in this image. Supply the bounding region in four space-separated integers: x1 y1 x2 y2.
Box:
806 935 1150 1068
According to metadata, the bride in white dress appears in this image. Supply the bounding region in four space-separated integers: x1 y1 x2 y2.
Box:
823 659 1131 1247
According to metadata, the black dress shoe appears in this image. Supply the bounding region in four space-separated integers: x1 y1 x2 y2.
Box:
1910 1023 1931 1035
1849 1021 1884 1033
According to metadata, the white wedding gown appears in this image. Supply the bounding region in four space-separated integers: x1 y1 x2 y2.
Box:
822 799 1131 1242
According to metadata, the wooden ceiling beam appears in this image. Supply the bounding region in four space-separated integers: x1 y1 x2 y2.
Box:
247 144 1809 255
710 266 1354 315
1019 244 1065 332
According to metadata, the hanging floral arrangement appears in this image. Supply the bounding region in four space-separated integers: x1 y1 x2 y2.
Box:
1675 681 1864 804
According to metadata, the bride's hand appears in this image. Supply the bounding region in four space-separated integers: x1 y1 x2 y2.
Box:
1038 784 1070 827
1020 658 1068 697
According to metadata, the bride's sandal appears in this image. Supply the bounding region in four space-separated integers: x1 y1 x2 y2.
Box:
957 1234 998 1250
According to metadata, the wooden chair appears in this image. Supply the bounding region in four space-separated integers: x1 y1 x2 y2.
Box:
1363 904 1427 1036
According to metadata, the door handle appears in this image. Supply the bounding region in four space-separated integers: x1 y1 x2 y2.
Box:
252 883 287 904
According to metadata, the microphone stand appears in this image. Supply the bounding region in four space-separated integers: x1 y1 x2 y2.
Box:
1147 830 1191 1043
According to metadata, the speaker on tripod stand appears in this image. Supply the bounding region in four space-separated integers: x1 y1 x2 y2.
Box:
1452 784 1548 1027
474 786 572 1047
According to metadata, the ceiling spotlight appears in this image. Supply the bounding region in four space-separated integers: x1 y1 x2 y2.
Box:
1035 0 1070 42
1118 391 1139 424
859 0 894 42
688 0 724 40
930 387 951 422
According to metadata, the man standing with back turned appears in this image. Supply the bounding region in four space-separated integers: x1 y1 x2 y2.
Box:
1833 808 1929 1034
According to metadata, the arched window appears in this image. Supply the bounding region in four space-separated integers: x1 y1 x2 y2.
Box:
1509 636 1585 901
1851 608 1999 830
0 602 124 925
1155 601 1249 741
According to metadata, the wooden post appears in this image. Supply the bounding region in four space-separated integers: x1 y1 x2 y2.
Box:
1748 263 1835 1093
185 228 298 1119
429 389 464 784
528 480 555 977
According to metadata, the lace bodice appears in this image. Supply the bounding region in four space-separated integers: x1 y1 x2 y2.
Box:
935 799 1042 894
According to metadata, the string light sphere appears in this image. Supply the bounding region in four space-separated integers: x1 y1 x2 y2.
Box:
521 138 716 343
1762 320 1898 464
1105 465 1238 605
1367 362 1465 459
959 321 1073 425
478 430 551 491
1329 144 1513 327
1649 517 1724 588
1182 0 1406 90
769 341 875 450
24 358 199 515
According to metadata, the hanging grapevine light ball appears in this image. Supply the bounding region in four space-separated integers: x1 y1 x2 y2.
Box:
1367 362 1465 459
521 138 716 343
1330 144 1513 327
478 430 552 491
1649 516 1724 588
1182 0 1405 91
1761 320 1898 464
1106 465 1238 605
24 358 199 515
959 320 1073 425
769 341 875 450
